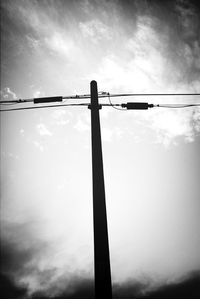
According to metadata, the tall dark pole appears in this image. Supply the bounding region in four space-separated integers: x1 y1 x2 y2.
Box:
89 80 112 299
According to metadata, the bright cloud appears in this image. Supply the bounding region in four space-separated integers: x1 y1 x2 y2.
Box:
79 19 112 43
32 140 44 152
148 108 200 147
73 111 90 132
36 123 52 136
51 109 70 126
0 87 17 100
44 32 75 58
33 90 45 98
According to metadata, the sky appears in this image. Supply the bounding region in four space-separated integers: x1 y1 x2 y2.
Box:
0 0 200 298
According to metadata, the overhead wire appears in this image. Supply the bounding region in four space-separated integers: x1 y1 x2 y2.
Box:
154 104 200 108
1 90 200 112
98 92 200 100
0 102 20 105
0 103 122 112
107 93 126 111
0 103 89 112
1 102 200 112
1 92 200 105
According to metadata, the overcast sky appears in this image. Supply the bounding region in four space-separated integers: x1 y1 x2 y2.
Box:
1 0 200 298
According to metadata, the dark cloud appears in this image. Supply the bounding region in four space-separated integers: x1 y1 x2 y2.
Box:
0 239 35 274
0 224 93 297
1 272 200 299
0 273 27 299
113 272 200 298
32 278 94 299
0 221 54 285
139 271 200 299
1 0 200 90
31 272 200 299
1 221 200 297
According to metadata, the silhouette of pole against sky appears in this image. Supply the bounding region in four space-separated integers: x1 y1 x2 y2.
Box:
1 81 200 299
89 80 113 299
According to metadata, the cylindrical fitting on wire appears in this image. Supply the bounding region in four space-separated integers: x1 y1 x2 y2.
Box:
34 96 63 104
121 102 152 109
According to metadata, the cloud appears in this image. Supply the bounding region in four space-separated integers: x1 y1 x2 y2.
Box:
36 123 52 136
79 19 112 43
88 54 156 93
0 272 94 299
0 87 17 101
112 272 200 299
2 0 79 62
84 0 200 147
44 32 75 58
51 109 71 126
33 90 45 98
73 117 90 132
144 106 200 147
0 220 93 297
175 0 200 40
32 140 44 152
1 269 200 299
26 35 41 52
0 274 27 299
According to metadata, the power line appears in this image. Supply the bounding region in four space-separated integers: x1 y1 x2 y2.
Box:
0 103 89 112
99 92 200 100
154 104 200 108
1 92 200 105
107 93 126 111
1 102 200 112
0 103 121 112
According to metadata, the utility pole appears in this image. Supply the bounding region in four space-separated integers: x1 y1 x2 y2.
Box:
89 80 112 299
1 82 199 299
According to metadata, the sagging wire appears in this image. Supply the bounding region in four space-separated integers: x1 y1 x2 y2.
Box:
1 103 200 112
107 93 126 111
154 104 200 108
1 98 200 112
0 102 20 105
0 103 89 112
